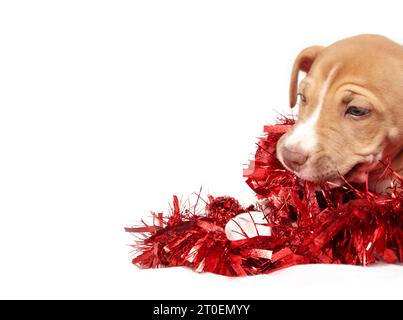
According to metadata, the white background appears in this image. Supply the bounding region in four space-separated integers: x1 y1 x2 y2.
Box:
0 0 402 299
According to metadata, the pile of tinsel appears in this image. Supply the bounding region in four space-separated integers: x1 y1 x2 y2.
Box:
125 119 402 276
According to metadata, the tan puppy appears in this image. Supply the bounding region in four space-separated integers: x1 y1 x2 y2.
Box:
276 34 403 192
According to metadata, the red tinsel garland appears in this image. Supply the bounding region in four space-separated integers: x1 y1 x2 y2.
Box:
126 118 402 276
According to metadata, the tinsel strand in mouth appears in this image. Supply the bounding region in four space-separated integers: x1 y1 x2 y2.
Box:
125 117 402 276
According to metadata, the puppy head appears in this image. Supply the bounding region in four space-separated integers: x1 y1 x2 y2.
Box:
277 35 403 184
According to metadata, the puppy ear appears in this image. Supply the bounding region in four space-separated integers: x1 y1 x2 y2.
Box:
289 46 323 108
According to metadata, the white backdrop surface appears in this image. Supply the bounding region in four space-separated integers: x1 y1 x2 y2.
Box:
0 1 402 299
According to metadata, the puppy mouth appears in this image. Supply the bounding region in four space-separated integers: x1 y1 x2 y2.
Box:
282 151 381 185
320 162 370 185
325 160 380 185
342 155 382 183
294 161 372 185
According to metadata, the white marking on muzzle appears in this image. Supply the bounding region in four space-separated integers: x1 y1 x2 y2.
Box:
284 65 340 153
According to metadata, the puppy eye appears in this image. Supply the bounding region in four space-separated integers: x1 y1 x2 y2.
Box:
297 93 307 105
345 106 370 117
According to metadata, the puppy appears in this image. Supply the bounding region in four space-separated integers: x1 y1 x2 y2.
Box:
226 35 403 240
276 34 403 193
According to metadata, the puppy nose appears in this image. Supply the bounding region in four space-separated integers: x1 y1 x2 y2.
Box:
281 146 309 171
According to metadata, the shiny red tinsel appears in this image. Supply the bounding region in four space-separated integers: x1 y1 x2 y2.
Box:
126 118 402 276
